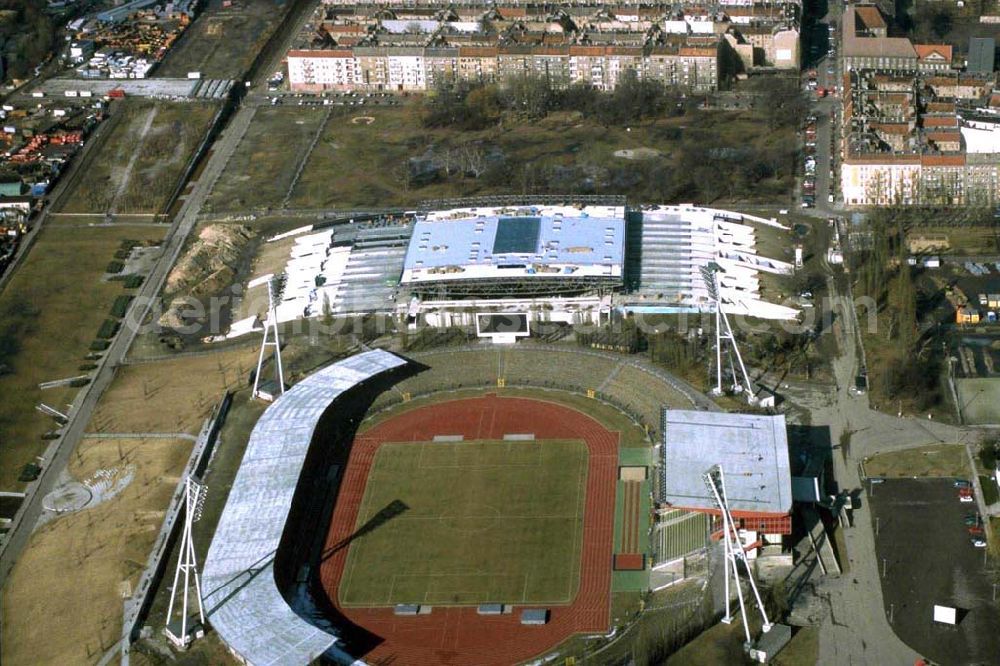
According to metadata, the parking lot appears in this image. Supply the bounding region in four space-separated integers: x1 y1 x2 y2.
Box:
266 91 402 107
868 478 1000 664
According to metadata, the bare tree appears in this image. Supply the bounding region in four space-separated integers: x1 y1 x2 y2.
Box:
459 143 487 179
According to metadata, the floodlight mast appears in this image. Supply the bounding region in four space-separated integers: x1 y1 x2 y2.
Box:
701 263 756 404
703 465 773 647
252 275 285 400
166 476 207 647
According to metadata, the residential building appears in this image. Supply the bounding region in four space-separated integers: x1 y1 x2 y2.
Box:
841 5 954 75
286 1 802 92
840 68 1000 206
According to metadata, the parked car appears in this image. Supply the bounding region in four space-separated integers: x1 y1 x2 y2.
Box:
964 513 980 526
960 493 975 503
954 479 972 489
971 537 987 548
968 526 985 536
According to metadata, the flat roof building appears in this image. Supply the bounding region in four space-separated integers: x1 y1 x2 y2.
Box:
969 37 995 74
660 410 792 520
400 204 625 296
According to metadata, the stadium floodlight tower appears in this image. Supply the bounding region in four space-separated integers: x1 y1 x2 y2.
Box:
700 262 756 404
165 475 208 649
703 464 772 649
250 272 285 400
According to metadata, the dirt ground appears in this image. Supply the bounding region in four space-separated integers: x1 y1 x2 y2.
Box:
0 437 192 666
202 106 326 213
56 100 217 215
88 346 258 435
156 0 287 80
205 101 797 213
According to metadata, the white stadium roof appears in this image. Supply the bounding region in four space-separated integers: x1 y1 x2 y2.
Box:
660 410 792 515
400 205 625 286
202 350 406 666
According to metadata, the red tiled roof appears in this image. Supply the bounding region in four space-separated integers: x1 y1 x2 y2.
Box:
679 46 717 57
914 43 952 62
922 115 958 127
459 46 498 57
855 5 886 30
922 154 965 166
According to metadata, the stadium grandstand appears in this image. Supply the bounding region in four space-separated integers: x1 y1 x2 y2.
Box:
623 204 798 320
201 350 406 666
654 409 793 566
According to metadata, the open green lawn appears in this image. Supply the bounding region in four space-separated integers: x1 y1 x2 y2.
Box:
864 443 971 479
339 439 588 607
0 226 166 489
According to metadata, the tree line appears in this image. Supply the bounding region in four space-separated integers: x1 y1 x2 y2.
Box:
0 0 55 81
420 70 686 130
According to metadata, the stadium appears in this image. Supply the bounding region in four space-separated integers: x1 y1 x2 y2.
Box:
224 198 798 341
198 199 801 665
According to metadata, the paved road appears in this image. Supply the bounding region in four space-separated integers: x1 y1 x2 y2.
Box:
779 235 973 665
0 101 257 588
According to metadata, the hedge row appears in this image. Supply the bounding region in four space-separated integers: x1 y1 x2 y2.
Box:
96 319 119 340
110 295 133 318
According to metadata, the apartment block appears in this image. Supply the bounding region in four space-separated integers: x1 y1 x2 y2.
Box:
285 2 801 93
840 69 1000 206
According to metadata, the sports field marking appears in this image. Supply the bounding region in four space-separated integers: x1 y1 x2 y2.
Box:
568 450 587 600
339 439 588 607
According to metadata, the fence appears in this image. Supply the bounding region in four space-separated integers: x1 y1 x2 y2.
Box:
119 391 233 664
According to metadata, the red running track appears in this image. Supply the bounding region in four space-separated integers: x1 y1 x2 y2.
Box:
318 394 618 666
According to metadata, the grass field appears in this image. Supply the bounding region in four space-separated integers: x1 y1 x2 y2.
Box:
56 100 217 215
1 437 191 666
864 443 971 479
339 439 588 607
88 345 257 435
0 225 166 490
202 106 327 212
957 377 1000 425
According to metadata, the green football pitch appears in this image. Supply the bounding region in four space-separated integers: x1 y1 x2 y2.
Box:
338 439 589 607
